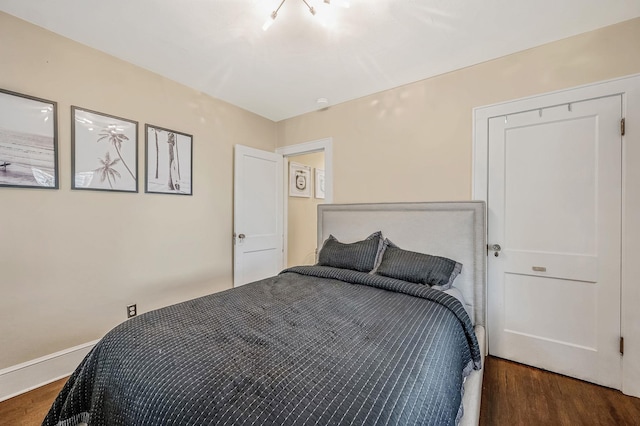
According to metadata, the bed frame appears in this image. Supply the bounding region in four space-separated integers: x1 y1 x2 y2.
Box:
317 201 486 425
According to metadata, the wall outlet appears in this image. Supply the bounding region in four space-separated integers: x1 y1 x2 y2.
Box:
127 304 137 318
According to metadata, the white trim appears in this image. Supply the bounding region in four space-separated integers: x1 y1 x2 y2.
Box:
276 138 333 204
276 137 333 268
472 73 640 398
0 340 98 402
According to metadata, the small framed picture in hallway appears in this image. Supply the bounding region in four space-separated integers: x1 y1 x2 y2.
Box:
289 161 311 198
315 168 325 199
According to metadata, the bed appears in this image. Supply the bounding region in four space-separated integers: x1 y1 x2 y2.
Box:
43 201 486 426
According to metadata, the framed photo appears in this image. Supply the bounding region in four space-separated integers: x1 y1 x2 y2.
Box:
289 162 311 197
72 106 138 192
315 168 325 199
145 124 193 195
0 89 58 189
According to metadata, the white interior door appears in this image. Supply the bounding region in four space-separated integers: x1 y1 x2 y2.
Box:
487 95 622 388
234 145 283 287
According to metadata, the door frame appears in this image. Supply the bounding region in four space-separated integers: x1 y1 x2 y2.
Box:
276 137 334 269
472 73 640 397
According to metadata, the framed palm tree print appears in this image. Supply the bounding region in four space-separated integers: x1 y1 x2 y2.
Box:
145 124 193 195
71 106 138 192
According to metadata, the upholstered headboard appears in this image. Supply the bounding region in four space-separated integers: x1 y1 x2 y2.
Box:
317 202 486 326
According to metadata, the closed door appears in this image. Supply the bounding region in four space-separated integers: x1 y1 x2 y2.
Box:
234 145 283 287
487 95 622 388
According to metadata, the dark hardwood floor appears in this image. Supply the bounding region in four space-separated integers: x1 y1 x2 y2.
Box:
480 357 640 426
0 378 65 426
1 357 639 425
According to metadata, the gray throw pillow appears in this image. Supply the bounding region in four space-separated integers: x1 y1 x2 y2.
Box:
376 239 462 289
317 231 382 272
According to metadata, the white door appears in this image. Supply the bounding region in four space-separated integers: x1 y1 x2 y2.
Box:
234 145 283 287
487 96 622 388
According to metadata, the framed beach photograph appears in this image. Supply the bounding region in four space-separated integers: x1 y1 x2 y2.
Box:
289 162 311 198
72 107 138 192
315 168 325 199
0 89 58 189
145 124 193 195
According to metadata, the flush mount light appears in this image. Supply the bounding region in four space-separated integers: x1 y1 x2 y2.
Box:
263 0 349 31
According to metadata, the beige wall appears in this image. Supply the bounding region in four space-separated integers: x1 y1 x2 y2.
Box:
276 17 640 397
287 152 325 267
276 18 640 203
3 11 640 373
0 12 277 369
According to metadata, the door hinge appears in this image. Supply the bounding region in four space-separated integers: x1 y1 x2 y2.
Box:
620 336 624 356
621 118 625 136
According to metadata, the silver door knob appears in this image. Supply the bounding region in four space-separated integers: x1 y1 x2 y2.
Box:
238 233 246 240
490 244 501 257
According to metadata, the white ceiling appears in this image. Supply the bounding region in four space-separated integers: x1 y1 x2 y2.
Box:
2 0 639 121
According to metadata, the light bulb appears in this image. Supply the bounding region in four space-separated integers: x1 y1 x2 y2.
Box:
262 11 277 31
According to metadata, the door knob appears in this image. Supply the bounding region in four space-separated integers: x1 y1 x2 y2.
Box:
238 233 246 240
490 244 502 257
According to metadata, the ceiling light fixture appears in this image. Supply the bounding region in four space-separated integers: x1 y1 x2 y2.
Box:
262 0 349 31
303 0 317 16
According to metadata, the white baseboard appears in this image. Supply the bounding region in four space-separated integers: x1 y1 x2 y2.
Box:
0 340 98 402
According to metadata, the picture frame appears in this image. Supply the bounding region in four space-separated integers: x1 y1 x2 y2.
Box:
315 168 325 199
145 124 193 195
72 106 138 192
0 88 58 189
289 162 311 197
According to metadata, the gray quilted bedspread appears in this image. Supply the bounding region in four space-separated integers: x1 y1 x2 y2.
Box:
43 266 481 426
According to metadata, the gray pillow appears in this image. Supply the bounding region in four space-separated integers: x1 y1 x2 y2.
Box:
317 231 382 272
376 239 462 289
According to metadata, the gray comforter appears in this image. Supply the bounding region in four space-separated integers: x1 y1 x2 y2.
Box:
43 266 481 426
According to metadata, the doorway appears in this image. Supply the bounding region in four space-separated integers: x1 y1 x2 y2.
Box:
488 95 622 388
285 151 325 267
234 138 333 286
276 138 333 268
472 73 640 397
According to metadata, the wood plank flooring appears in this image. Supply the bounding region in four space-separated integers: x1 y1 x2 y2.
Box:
0 378 65 426
480 357 640 426
1 357 639 425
